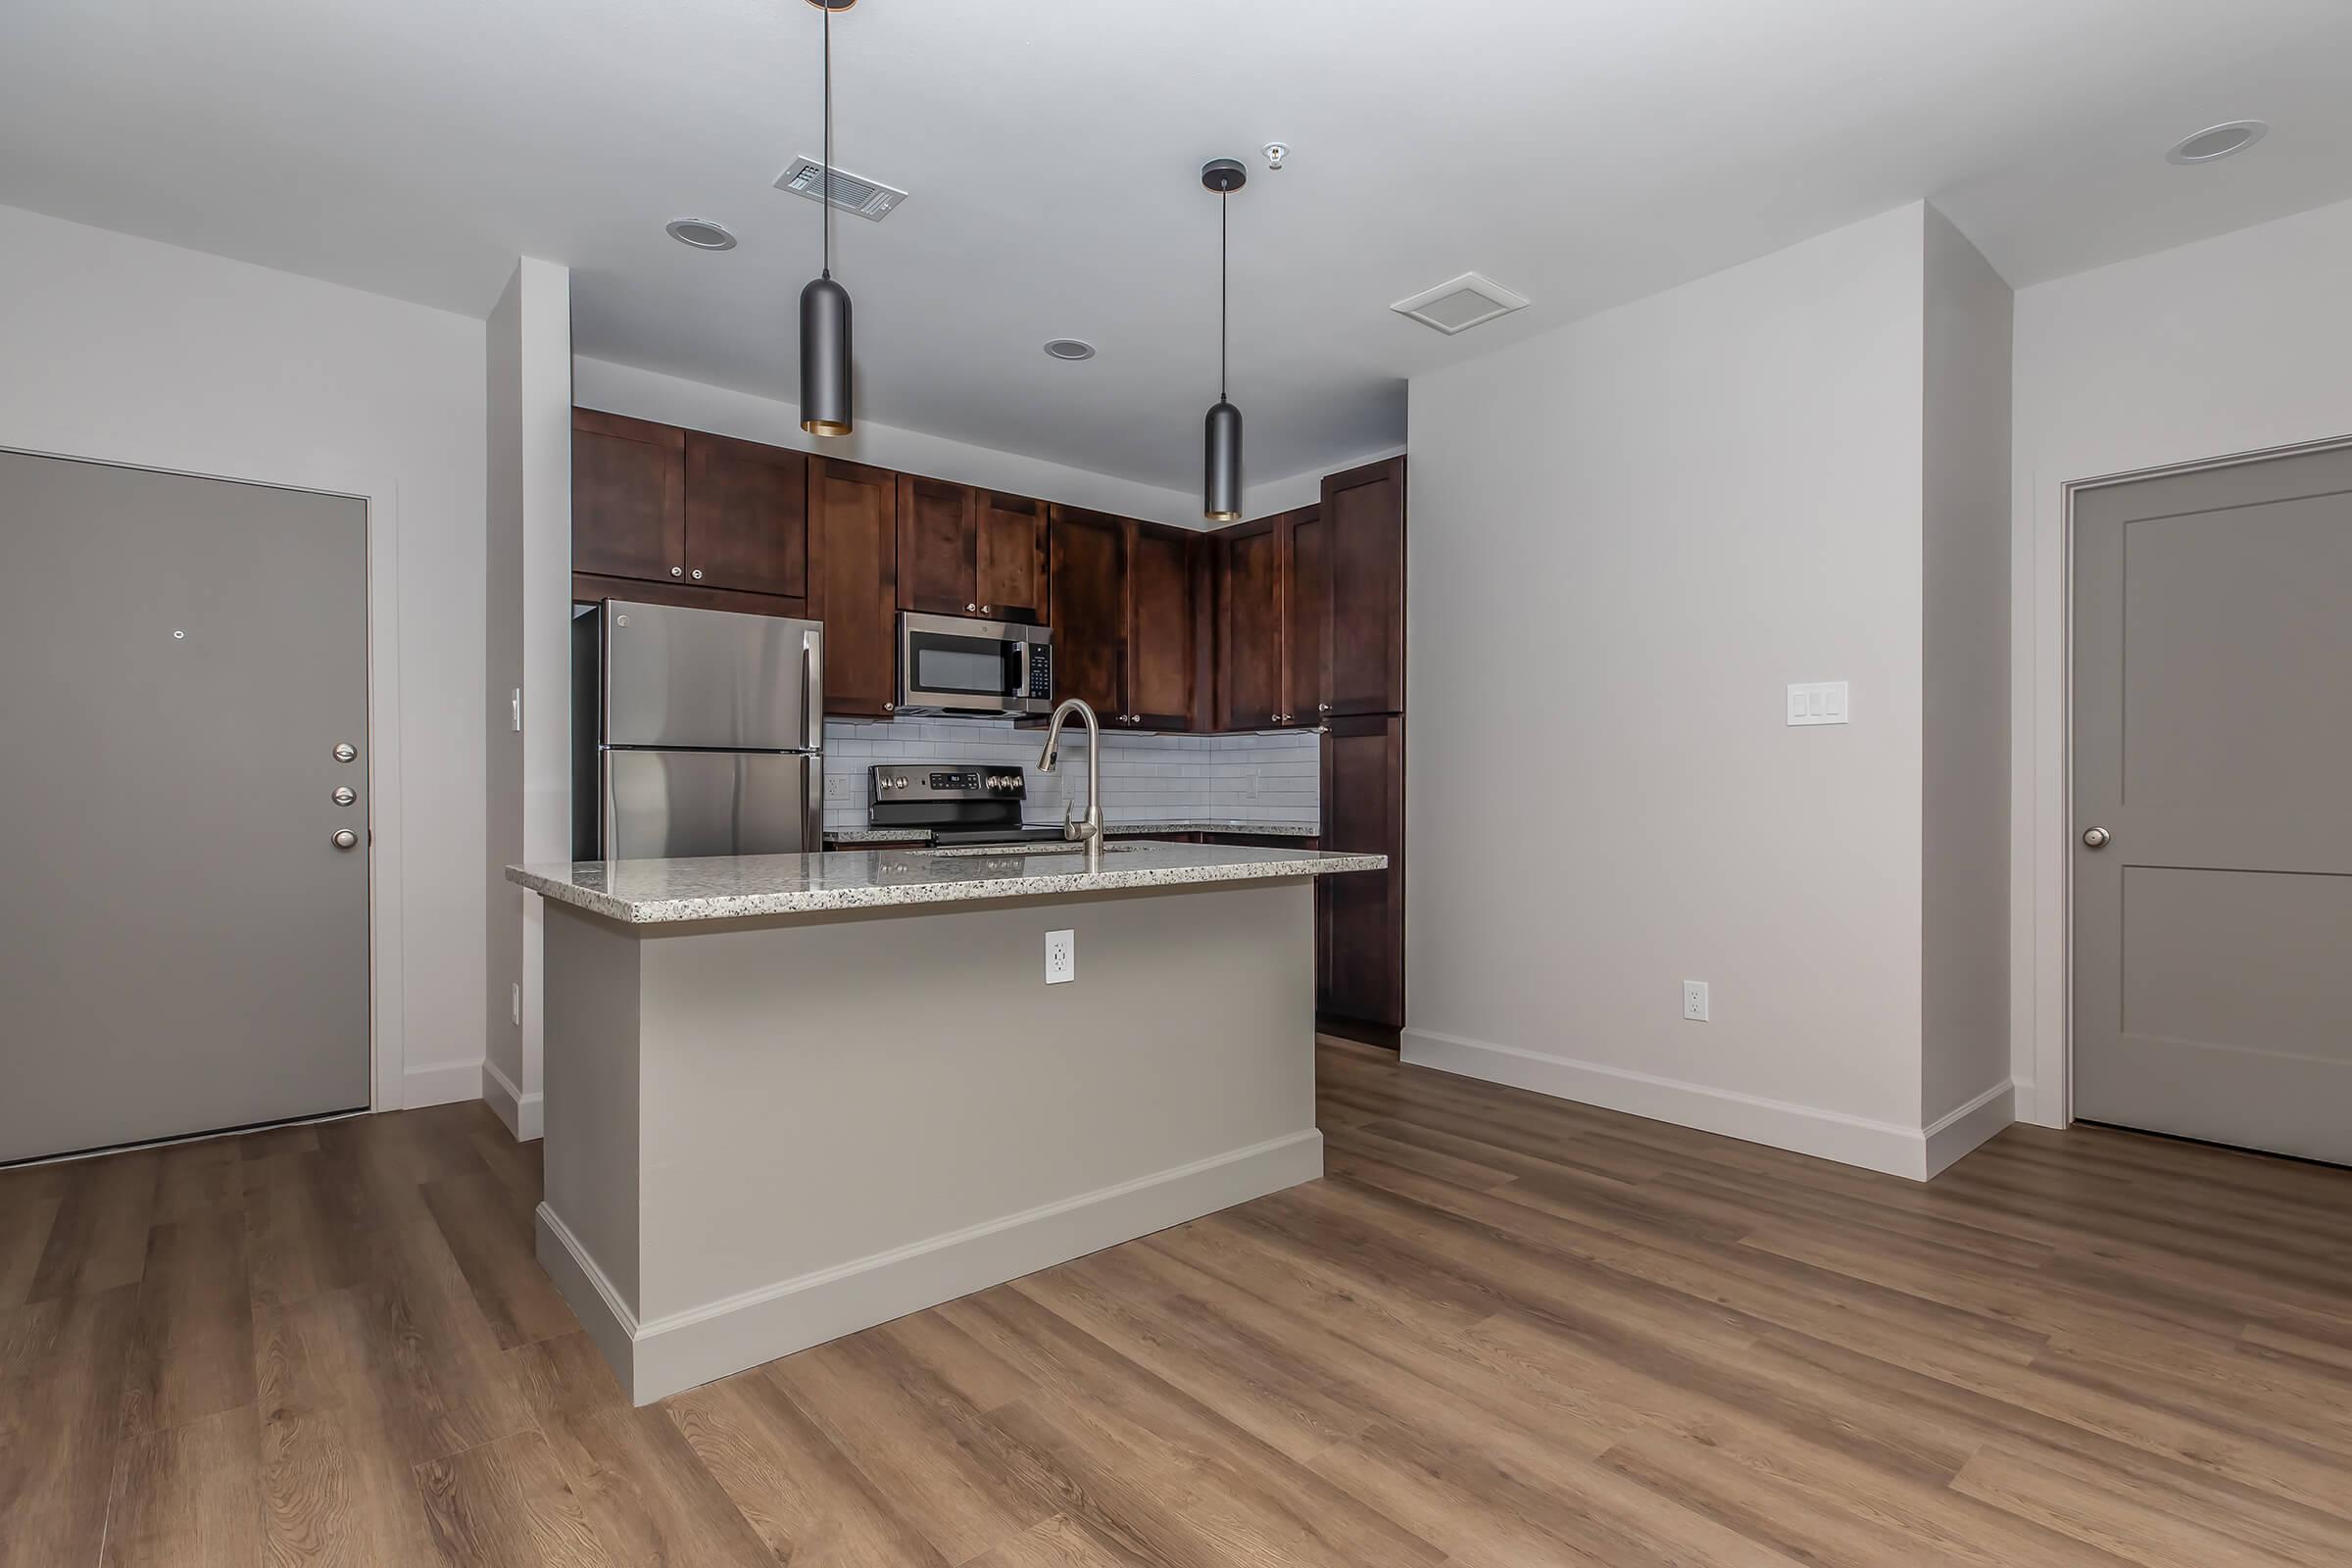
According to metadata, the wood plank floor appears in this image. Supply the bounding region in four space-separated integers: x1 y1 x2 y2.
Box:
6 1038 2352 1566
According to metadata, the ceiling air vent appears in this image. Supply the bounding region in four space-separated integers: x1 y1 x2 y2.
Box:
774 157 907 220
1390 271 1530 335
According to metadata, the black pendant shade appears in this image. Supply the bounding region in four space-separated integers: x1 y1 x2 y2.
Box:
1203 400 1242 522
1201 158 1247 521
800 0 854 436
800 275 852 436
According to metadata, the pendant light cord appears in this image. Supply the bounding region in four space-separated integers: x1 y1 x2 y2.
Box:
821 0 834 281
1219 191 1228 401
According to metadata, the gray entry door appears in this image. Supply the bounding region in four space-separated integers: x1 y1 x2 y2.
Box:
0 452 371 1163
2072 444 2352 1163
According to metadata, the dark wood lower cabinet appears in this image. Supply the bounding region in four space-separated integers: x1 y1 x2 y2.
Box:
1318 714 1404 1043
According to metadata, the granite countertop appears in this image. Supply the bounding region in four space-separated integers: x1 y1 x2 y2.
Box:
509 841 1387 925
824 820 1319 846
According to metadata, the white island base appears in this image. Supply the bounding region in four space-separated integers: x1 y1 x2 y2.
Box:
529 870 1331 1404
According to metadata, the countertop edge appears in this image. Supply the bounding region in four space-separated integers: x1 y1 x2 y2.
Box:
508 851 1388 925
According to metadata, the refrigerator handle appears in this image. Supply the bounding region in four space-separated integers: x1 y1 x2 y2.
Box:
802 626 824 753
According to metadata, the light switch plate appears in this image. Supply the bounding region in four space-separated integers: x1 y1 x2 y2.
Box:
1786 681 1850 726
823 772 852 804
1045 929 1075 985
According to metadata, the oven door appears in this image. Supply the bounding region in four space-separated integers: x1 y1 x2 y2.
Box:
898 612 1051 715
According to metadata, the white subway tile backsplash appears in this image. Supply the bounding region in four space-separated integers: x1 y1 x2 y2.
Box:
818 716 1319 832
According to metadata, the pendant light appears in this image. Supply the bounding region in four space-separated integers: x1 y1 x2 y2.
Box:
1201 158 1247 521
799 0 857 436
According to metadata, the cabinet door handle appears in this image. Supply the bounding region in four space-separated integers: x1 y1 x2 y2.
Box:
882 702 896 714
980 605 992 614
966 602 978 613
670 566 684 577
691 568 704 580
1317 703 1331 712
1271 712 1282 723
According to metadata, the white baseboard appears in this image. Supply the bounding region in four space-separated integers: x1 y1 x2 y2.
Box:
1923 1079 2016 1178
482 1057 544 1142
402 1057 484 1110
538 1127 1324 1405
1403 1025 1962 1181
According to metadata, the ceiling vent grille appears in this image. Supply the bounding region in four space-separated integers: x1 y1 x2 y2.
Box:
775 157 907 220
1390 271 1530 335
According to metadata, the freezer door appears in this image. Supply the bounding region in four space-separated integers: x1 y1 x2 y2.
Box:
603 750 822 859
601 601 823 752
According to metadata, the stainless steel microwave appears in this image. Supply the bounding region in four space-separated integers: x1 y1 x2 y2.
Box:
896 612 1054 716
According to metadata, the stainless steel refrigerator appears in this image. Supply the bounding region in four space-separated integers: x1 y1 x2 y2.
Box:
572 600 824 860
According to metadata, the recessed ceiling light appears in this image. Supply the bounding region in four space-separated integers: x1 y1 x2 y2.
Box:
2166 121 2267 166
1044 339 1097 362
665 218 738 251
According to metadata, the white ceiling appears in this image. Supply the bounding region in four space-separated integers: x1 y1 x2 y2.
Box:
5 0 2350 495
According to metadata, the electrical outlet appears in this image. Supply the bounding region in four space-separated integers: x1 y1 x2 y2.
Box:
1682 980 1709 1022
823 772 852 804
511 982 521 1026
1045 929 1075 985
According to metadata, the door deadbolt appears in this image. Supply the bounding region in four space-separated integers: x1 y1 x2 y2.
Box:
332 829 359 850
2082 825 2111 850
333 742 358 763
332 787 357 808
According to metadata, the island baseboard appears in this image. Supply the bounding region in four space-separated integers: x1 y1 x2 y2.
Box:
538 1126 1324 1404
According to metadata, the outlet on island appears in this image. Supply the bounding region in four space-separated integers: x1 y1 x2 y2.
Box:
1045 929 1075 985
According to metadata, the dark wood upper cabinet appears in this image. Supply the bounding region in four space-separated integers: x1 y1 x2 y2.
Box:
895 474 978 616
807 458 900 716
1046 506 1127 720
1322 457 1406 716
572 410 685 584
974 492 1048 622
1284 505 1330 725
1126 521 1197 731
1319 713 1405 1032
1215 514 1284 731
684 431 806 599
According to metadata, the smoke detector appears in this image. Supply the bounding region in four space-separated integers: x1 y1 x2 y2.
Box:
775 157 907 220
1390 271 1530 335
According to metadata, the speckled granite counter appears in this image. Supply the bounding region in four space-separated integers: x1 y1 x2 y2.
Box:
509 841 1384 924
822 819 1318 847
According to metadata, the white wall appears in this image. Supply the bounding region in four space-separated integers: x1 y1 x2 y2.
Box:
484 259 573 1141
1405 205 1935 1172
573 359 1207 528
0 202 487 1107
2010 195 2352 1126
1920 209 2013 1129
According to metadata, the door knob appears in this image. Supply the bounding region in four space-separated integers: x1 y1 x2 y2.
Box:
2082 825 2111 850
332 742 357 763
331 829 359 850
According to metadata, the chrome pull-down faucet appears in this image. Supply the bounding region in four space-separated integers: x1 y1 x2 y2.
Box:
1036 697 1104 866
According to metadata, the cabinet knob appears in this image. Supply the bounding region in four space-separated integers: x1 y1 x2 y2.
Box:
980 605 992 614
671 566 683 577
882 702 896 714
1270 712 1281 723
966 603 978 613
691 568 704 580
1317 703 1331 713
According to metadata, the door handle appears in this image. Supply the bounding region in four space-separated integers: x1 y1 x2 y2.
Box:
2082 826 2111 850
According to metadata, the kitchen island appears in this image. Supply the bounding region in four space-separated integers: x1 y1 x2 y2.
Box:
506 839 1385 1403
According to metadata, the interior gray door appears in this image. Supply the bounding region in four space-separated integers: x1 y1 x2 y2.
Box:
0 452 371 1163
2072 444 2352 1163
